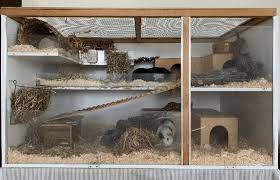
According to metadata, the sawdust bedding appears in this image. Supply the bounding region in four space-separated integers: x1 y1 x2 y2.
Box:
8 138 272 165
8 140 181 165
200 78 272 89
8 45 59 53
191 138 272 166
37 78 176 89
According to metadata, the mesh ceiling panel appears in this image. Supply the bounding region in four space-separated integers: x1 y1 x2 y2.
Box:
141 18 181 38
142 17 250 38
191 18 250 38
36 17 136 38
35 17 250 38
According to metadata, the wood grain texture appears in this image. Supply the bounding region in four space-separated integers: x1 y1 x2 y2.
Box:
181 17 190 165
155 58 180 71
0 8 276 17
134 17 142 42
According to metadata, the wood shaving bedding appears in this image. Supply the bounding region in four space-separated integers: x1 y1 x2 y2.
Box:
8 142 180 165
37 78 175 88
204 78 272 89
8 45 59 53
8 139 272 165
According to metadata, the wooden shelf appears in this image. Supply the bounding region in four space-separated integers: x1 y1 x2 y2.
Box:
40 86 163 91
191 87 272 92
8 51 80 65
7 51 134 66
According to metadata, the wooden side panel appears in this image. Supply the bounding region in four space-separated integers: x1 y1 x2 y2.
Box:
181 17 190 165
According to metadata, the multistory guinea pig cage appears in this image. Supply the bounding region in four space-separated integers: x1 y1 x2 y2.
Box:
0 8 279 168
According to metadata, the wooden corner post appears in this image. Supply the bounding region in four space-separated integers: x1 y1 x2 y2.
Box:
181 16 190 165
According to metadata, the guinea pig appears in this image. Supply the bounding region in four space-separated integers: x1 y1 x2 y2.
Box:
156 118 176 147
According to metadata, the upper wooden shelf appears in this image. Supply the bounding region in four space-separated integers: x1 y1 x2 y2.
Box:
0 8 276 17
8 51 80 65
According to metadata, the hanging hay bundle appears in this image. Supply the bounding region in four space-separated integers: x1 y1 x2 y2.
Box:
114 127 158 154
106 51 131 81
11 87 53 124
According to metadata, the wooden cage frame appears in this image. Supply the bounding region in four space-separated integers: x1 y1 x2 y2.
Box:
0 7 278 168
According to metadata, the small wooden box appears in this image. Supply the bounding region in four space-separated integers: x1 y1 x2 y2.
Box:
213 42 233 53
39 116 82 147
192 108 238 148
191 53 233 74
155 58 180 71
191 57 212 74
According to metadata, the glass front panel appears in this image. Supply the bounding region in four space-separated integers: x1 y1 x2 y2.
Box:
5 16 182 165
190 17 274 166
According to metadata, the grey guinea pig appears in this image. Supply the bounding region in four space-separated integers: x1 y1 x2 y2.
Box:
156 117 176 147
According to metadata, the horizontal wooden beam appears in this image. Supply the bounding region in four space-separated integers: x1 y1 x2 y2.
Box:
80 37 180 43
219 17 272 41
9 17 25 24
191 37 219 43
80 37 218 43
1 8 276 17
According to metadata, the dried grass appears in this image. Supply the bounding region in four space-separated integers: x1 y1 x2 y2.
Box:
106 51 131 81
114 127 158 154
53 71 88 81
10 87 52 124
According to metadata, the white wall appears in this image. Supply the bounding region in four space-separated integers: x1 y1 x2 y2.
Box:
221 92 273 151
116 43 212 58
241 19 273 75
6 17 55 146
191 93 221 111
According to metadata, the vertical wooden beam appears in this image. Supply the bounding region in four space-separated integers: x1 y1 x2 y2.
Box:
134 17 142 42
181 17 190 165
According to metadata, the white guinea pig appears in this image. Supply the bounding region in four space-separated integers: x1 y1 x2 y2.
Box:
156 118 176 147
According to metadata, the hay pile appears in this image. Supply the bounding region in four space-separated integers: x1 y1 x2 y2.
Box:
51 71 88 81
17 18 57 47
11 87 52 124
114 127 158 154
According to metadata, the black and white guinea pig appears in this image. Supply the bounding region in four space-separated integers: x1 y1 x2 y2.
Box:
156 117 176 147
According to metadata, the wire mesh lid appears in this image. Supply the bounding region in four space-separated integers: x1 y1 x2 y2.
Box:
35 17 250 38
